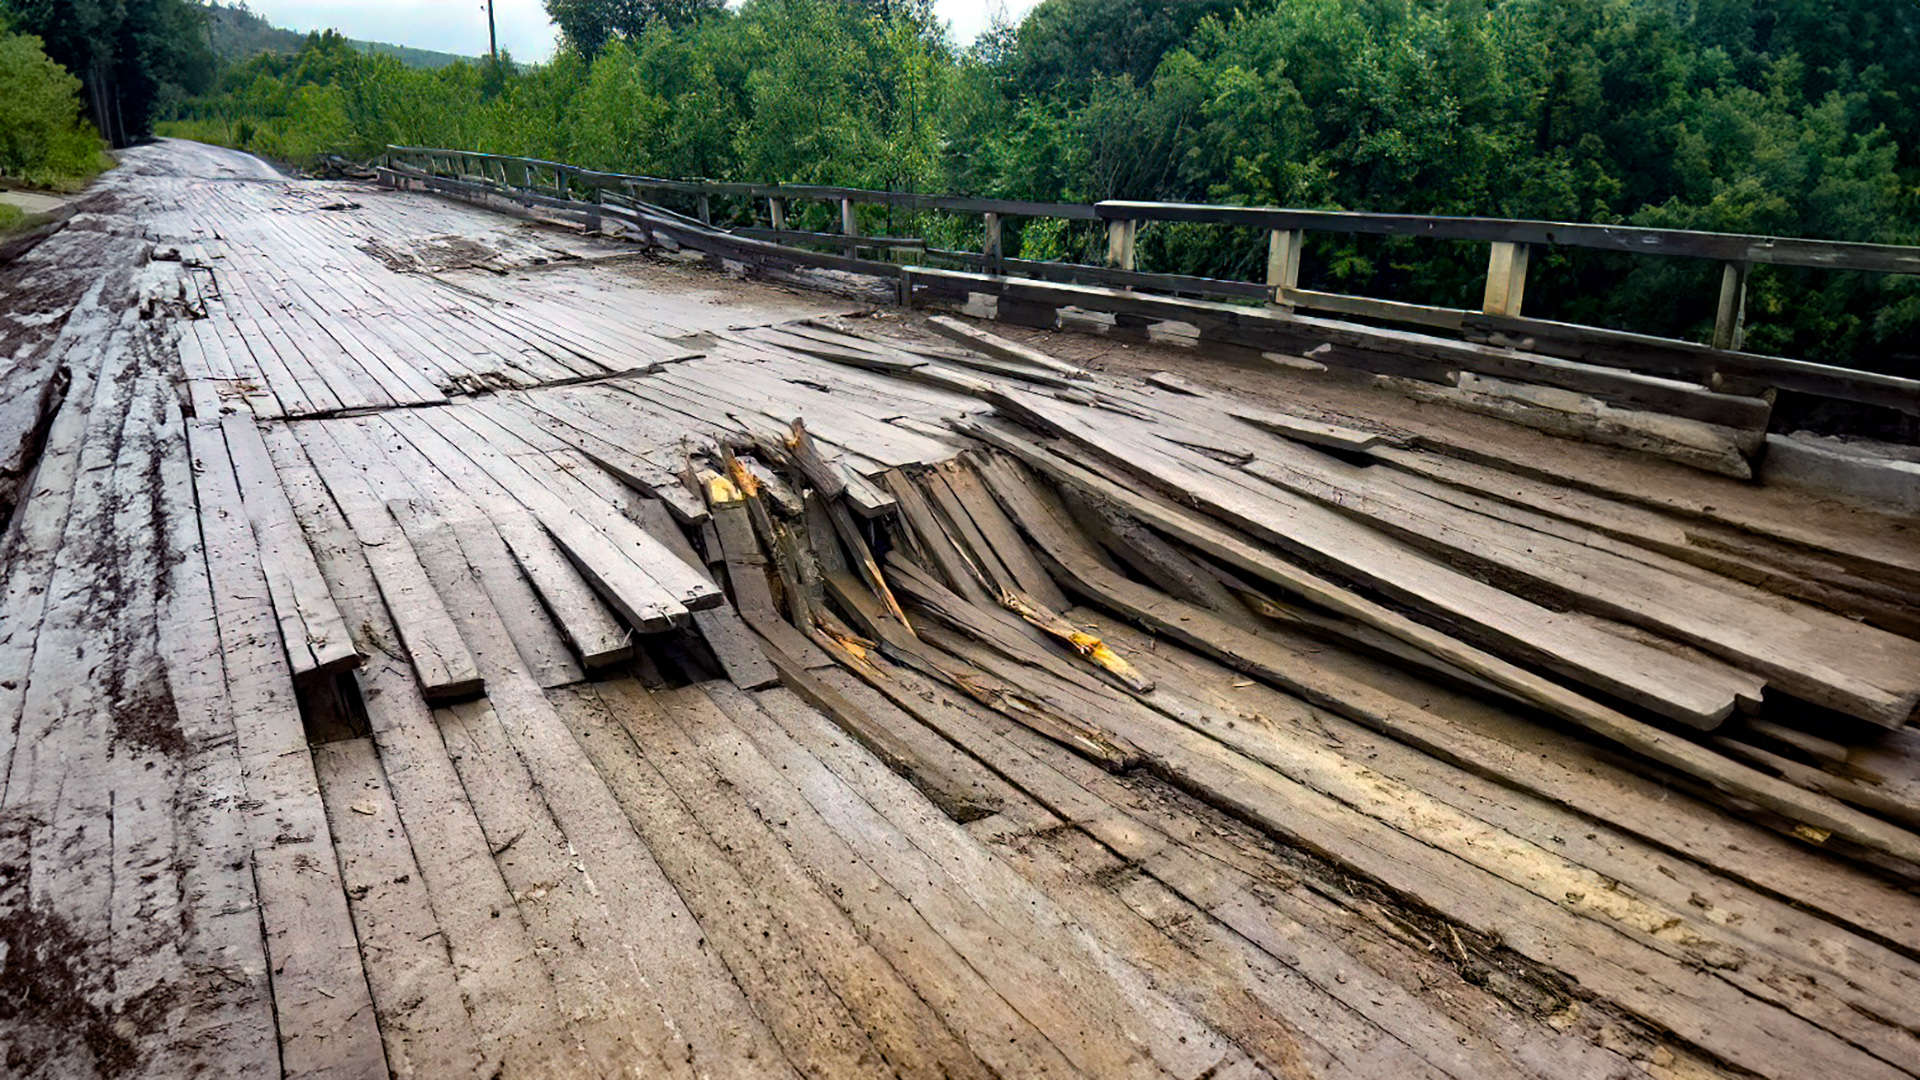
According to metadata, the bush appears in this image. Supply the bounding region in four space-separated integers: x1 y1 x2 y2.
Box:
0 25 112 190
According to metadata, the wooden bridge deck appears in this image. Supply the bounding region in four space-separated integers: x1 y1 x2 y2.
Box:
4 139 1920 1080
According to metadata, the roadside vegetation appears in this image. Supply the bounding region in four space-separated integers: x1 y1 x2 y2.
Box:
2 0 216 149
161 0 1920 372
0 13 115 196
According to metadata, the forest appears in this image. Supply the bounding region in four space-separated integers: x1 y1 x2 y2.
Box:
23 0 1920 370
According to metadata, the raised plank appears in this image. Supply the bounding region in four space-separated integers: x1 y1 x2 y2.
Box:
967 443 1920 872
379 498 488 701
362 411 632 670
220 414 362 679
1239 442 1920 727
966 408 1753 729
291 418 483 702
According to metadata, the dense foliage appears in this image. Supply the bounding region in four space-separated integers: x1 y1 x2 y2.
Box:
546 0 728 58
2 0 216 147
0 13 113 190
160 0 1920 372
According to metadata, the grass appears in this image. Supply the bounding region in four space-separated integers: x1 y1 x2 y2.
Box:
0 202 68 247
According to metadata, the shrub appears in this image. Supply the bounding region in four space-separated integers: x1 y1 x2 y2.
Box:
0 25 112 189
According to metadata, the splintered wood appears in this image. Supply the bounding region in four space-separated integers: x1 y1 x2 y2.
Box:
4 138 1920 1080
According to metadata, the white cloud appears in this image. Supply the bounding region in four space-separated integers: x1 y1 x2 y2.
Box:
242 0 551 59
242 0 1041 62
942 0 1040 44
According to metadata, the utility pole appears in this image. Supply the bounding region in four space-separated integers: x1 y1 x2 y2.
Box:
486 0 498 62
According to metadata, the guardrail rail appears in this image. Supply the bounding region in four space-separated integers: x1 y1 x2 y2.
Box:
381 145 1920 417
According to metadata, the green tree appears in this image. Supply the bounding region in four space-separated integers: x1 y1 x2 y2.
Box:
544 0 726 58
3 0 216 146
156 0 1920 376
0 14 112 187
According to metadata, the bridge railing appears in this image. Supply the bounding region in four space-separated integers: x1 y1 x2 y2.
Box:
382 144 1920 415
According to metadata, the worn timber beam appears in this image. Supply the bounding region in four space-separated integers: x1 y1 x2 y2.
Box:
1096 199 1920 275
388 145 1920 414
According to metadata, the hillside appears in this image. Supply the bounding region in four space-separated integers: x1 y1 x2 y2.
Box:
200 1 473 69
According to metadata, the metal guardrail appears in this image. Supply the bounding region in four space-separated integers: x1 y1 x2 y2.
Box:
384 145 1920 411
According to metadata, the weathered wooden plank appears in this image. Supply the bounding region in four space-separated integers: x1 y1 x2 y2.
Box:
627 489 781 688
490 392 707 524
587 677 1008 1079
967 442 1920 871
639 682 1092 1078
1374 446 1920 636
259 420 581 1077
929 460 1072 611
736 681 1268 1080
689 607 781 688
363 412 632 670
1081 609 1920 1066
1239 448 1920 727
291 419 484 701
380 499 490 701
439 509 587 690
979 677 1675 1080
928 474 1915 1078
922 315 1090 378
314 737 490 1078
153 386 282 1078
495 516 636 670
1399 422 1920 589
548 685 898 1080
427 407 718 621
426 554 794 1078
860 657 1611 1080
967 405 1753 729
220 414 362 680
186 419 390 1077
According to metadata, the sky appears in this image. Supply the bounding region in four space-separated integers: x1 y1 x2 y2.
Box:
240 0 1041 62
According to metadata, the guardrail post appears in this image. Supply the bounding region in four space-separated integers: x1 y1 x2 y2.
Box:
768 195 787 232
841 198 860 255
984 212 1004 275
1266 228 1303 305
1482 241 1530 317
1712 260 1750 351
1107 218 1137 272
697 193 712 226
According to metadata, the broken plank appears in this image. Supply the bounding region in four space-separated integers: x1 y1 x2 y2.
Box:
967 404 1754 730
923 314 1092 378
969 445 1920 872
